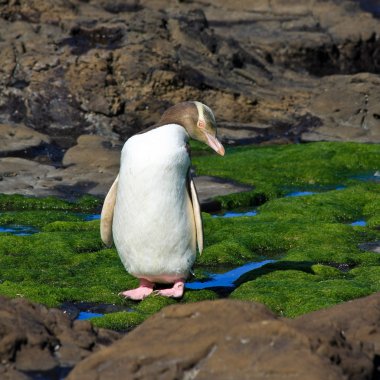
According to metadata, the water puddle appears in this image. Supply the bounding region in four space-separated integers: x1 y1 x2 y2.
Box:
285 191 316 197
186 260 275 290
74 213 101 221
285 186 346 198
0 225 38 236
352 171 380 182
77 311 104 320
60 301 131 321
350 220 367 227
212 210 257 218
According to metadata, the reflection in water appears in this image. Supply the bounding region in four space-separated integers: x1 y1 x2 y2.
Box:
186 260 276 290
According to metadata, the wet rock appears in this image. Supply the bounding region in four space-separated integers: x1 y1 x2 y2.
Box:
0 296 120 380
68 293 380 380
0 123 51 154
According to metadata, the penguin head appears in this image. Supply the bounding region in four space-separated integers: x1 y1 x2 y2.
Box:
159 101 225 156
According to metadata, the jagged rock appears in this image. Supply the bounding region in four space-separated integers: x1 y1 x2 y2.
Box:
68 293 380 380
0 0 379 198
0 296 120 380
0 0 379 148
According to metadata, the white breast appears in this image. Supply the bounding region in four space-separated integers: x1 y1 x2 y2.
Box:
112 124 196 283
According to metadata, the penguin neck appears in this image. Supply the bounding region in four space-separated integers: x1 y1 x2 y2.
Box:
138 123 189 147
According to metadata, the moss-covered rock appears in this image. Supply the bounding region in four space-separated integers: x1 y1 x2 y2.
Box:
192 141 380 207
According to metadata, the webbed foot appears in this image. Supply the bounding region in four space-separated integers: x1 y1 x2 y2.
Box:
155 280 185 298
119 278 154 300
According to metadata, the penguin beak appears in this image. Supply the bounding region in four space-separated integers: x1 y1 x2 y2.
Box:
204 131 225 156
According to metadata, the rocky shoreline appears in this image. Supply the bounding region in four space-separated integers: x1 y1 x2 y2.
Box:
1 293 379 379
0 0 380 199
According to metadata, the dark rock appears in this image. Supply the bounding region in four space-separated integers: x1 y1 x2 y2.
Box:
0 296 120 380
193 175 253 210
68 293 380 379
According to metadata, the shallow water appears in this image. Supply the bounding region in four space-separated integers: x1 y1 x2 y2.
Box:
186 260 276 290
285 191 316 197
76 213 101 221
212 209 257 218
352 171 380 182
350 220 367 227
77 311 104 320
0 225 38 236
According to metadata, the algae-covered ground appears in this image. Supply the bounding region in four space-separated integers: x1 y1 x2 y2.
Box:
0 142 379 329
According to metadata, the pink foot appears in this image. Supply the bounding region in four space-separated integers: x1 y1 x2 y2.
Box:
156 280 185 298
119 279 154 300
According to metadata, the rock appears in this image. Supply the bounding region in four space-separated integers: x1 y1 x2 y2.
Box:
193 175 253 210
0 157 59 197
302 73 380 143
1 0 379 146
0 123 51 155
0 296 120 380
0 0 379 198
68 293 380 379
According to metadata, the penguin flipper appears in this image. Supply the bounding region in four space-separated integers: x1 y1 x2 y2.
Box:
100 175 119 247
189 174 203 254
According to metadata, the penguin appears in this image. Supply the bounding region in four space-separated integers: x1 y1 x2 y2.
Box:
100 101 224 300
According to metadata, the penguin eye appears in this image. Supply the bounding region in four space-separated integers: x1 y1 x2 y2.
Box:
198 120 206 129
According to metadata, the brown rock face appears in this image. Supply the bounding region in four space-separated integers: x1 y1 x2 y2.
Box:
0 296 120 380
68 293 380 380
0 0 380 197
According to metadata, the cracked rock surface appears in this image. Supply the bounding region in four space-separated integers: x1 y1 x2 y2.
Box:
0 296 120 380
0 0 379 198
68 293 380 380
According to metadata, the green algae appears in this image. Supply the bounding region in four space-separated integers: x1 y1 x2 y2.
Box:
192 141 380 208
0 141 379 329
91 289 218 330
0 194 101 211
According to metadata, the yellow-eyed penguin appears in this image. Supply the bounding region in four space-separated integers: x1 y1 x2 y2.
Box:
100 101 224 300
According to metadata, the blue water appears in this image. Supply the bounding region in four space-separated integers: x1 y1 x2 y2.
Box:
285 191 317 197
350 220 367 227
186 260 275 289
77 213 101 221
77 311 104 320
352 172 380 182
212 210 257 218
0 225 38 236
